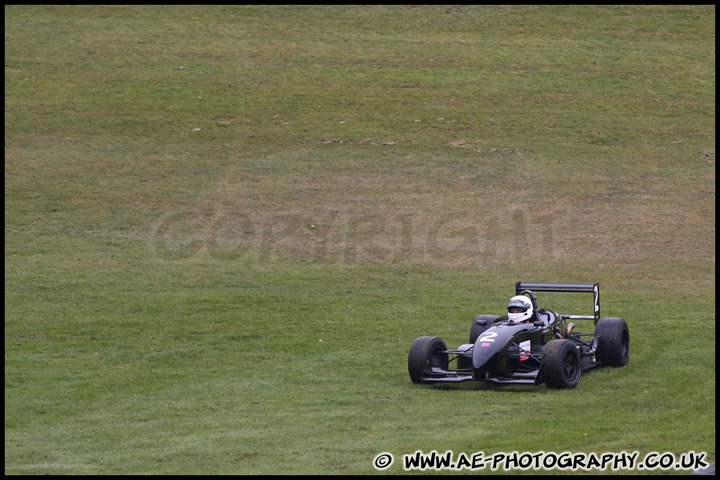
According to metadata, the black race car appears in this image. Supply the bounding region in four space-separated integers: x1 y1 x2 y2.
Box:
408 282 629 389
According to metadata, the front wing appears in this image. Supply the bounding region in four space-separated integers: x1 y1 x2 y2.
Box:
419 342 600 385
419 346 544 385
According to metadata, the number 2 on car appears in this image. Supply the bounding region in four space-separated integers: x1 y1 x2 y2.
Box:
479 332 496 347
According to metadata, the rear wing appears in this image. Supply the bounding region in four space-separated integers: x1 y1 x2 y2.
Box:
516 282 600 323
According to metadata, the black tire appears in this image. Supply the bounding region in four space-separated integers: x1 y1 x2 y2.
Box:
470 315 500 344
408 336 448 384
543 339 581 389
595 317 630 367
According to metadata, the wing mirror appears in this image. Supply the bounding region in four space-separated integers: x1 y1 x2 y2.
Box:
475 319 488 326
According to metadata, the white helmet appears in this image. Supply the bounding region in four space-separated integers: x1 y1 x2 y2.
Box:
507 295 533 323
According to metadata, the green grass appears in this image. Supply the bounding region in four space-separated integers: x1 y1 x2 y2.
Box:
5 5 715 474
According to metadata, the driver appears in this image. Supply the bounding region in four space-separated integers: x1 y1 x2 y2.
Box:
507 295 534 324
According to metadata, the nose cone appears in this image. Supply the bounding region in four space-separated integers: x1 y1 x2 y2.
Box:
472 323 534 371
472 335 504 370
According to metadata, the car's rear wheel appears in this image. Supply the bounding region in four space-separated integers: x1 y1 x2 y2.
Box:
408 336 448 384
470 315 500 343
542 339 581 389
595 317 630 367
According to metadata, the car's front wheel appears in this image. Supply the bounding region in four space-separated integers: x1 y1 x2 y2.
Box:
408 336 448 384
542 339 581 389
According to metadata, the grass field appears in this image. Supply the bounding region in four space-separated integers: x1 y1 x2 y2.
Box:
5 5 715 474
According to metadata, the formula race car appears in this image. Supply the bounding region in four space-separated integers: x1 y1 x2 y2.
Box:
408 282 629 389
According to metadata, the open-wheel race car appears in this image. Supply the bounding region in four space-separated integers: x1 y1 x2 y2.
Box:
408 282 629 389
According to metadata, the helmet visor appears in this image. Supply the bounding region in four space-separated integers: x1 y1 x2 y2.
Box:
508 300 529 314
